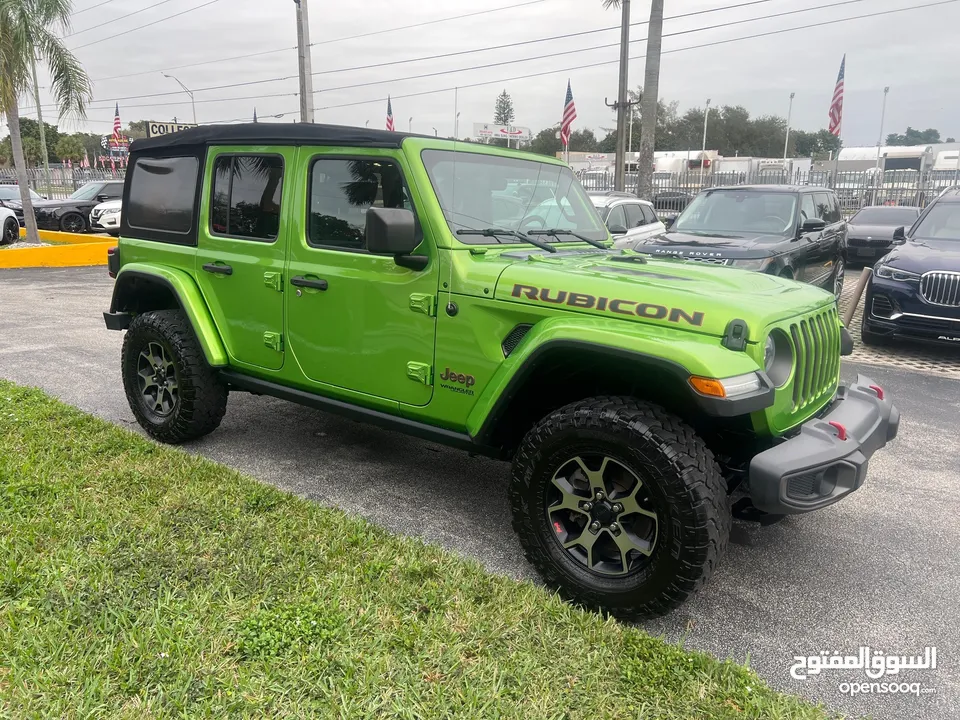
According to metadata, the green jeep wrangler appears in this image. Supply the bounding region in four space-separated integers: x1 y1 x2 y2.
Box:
104 124 899 618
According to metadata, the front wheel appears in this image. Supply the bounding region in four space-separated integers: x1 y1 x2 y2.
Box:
60 212 86 234
832 257 846 300
122 309 228 443
510 397 730 619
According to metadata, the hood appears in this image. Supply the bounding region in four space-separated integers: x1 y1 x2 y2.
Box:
633 230 786 260
491 248 833 338
29 198 85 209
882 239 960 273
847 223 899 240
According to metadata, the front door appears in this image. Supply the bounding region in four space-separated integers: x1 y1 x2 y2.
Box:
797 192 826 284
285 152 438 406
194 148 294 371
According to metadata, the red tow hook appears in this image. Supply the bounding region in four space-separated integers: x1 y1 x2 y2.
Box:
868 384 885 400
828 421 848 441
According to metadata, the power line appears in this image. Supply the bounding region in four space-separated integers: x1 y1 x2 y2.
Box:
71 0 222 51
71 0 121 17
66 0 179 37
31 0 953 120
31 0 866 112
87 0 549 83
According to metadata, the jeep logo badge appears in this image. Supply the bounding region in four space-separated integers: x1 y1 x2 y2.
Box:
439 367 477 396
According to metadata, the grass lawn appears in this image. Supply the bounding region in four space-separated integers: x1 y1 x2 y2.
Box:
0 381 835 718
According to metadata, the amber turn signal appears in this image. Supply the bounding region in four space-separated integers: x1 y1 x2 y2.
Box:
689 376 726 398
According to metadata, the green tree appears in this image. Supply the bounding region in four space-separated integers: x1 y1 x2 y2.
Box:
886 127 942 146
493 89 515 126
54 134 84 162
528 126 562 157
125 120 149 140
0 134 43 166
0 0 92 243
791 129 841 158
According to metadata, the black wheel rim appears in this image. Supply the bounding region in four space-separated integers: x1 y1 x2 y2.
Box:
3 220 17 244
136 341 179 418
834 259 845 299
63 215 83 233
546 454 659 577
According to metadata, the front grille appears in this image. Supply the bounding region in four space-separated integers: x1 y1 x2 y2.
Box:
871 294 895 318
920 271 960 307
90 209 103 221
788 306 841 412
847 237 889 247
686 257 731 266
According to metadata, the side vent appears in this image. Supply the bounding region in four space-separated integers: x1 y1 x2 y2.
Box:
501 324 533 357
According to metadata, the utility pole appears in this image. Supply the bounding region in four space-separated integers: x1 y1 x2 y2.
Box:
614 0 630 191
699 98 711 189
783 92 795 160
294 0 315 123
30 56 52 197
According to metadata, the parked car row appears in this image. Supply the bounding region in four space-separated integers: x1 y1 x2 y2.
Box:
0 180 123 234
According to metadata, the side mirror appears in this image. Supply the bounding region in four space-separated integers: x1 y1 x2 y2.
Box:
365 207 425 269
96 194 109 202
662 216 675 229
892 226 907 245
607 223 627 235
800 218 826 233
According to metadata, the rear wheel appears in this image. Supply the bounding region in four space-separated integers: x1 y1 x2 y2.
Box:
1 217 18 245
60 212 86 234
510 397 730 619
832 257 846 299
122 310 228 443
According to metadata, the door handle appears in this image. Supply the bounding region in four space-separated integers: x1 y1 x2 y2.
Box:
291 276 328 291
203 263 233 276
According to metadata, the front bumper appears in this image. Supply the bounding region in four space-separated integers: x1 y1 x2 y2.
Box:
92 213 120 232
864 278 960 344
749 374 899 514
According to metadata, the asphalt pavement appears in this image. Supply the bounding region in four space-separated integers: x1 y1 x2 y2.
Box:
1 266 958 719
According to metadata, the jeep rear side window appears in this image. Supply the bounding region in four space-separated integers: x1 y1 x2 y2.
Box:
126 156 199 237
210 155 283 241
308 158 411 250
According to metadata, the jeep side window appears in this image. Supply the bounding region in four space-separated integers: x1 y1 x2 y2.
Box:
126 155 199 240
210 155 284 241
308 158 411 250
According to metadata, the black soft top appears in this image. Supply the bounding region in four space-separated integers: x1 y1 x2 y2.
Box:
130 122 416 153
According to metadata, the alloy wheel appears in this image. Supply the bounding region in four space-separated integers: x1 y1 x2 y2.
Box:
136 341 179 417
546 454 658 577
834 258 846 299
3 220 18 244
62 214 84 233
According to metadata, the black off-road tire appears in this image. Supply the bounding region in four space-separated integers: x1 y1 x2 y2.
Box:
510 397 730 620
1 217 18 245
122 310 227 443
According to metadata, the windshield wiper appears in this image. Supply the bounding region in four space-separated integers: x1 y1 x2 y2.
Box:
527 228 609 250
456 228 557 253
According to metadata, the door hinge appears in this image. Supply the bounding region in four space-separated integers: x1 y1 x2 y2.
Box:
263 332 283 352
406 361 432 385
264 271 282 292
409 293 436 317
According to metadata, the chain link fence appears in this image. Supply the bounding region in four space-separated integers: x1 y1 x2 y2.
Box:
578 168 960 218
0 167 126 200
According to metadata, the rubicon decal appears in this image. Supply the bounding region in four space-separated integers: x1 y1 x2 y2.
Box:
511 284 705 327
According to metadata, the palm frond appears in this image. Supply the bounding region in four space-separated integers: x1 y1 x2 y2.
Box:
602 0 621 8
32 25 92 119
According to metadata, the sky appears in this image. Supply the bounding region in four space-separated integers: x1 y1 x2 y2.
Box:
17 0 960 151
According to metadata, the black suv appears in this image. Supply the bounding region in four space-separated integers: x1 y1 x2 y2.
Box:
3 180 124 233
625 185 847 298
862 188 960 346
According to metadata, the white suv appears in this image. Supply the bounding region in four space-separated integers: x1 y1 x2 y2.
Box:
588 191 665 247
90 199 122 237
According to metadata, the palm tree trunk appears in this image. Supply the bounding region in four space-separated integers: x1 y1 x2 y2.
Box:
636 0 664 201
5 102 41 244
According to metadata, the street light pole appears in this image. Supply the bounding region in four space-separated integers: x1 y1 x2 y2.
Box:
700 98 711 188
875 86 890 184
162 73 196 123
408 117 413 133
783 91 795 160
293 0 315 123
365 120 369 128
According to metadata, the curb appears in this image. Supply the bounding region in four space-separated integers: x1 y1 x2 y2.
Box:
0 229 115 269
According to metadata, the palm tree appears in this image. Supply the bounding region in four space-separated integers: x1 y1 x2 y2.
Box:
636 0 663 200
0 0 92 244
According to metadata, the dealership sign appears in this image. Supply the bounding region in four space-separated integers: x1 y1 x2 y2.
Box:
146 121 198 138
473 123 532 141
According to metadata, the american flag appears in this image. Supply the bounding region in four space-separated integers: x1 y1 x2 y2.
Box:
560 80 577 147
386 96 395 131
112 103 122 141
828 55 845 137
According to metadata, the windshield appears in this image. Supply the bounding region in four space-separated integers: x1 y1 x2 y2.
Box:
0 185 41 201
421 149 607 244
850 207 918 225
674 189 798 236
912 203 960 242
69 183 103 201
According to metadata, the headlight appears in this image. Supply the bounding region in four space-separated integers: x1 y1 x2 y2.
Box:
102 210 120 218
875 264 920 282
732 258 770 271
763 330 793 387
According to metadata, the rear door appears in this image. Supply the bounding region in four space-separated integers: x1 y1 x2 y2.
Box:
194 147 293 371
